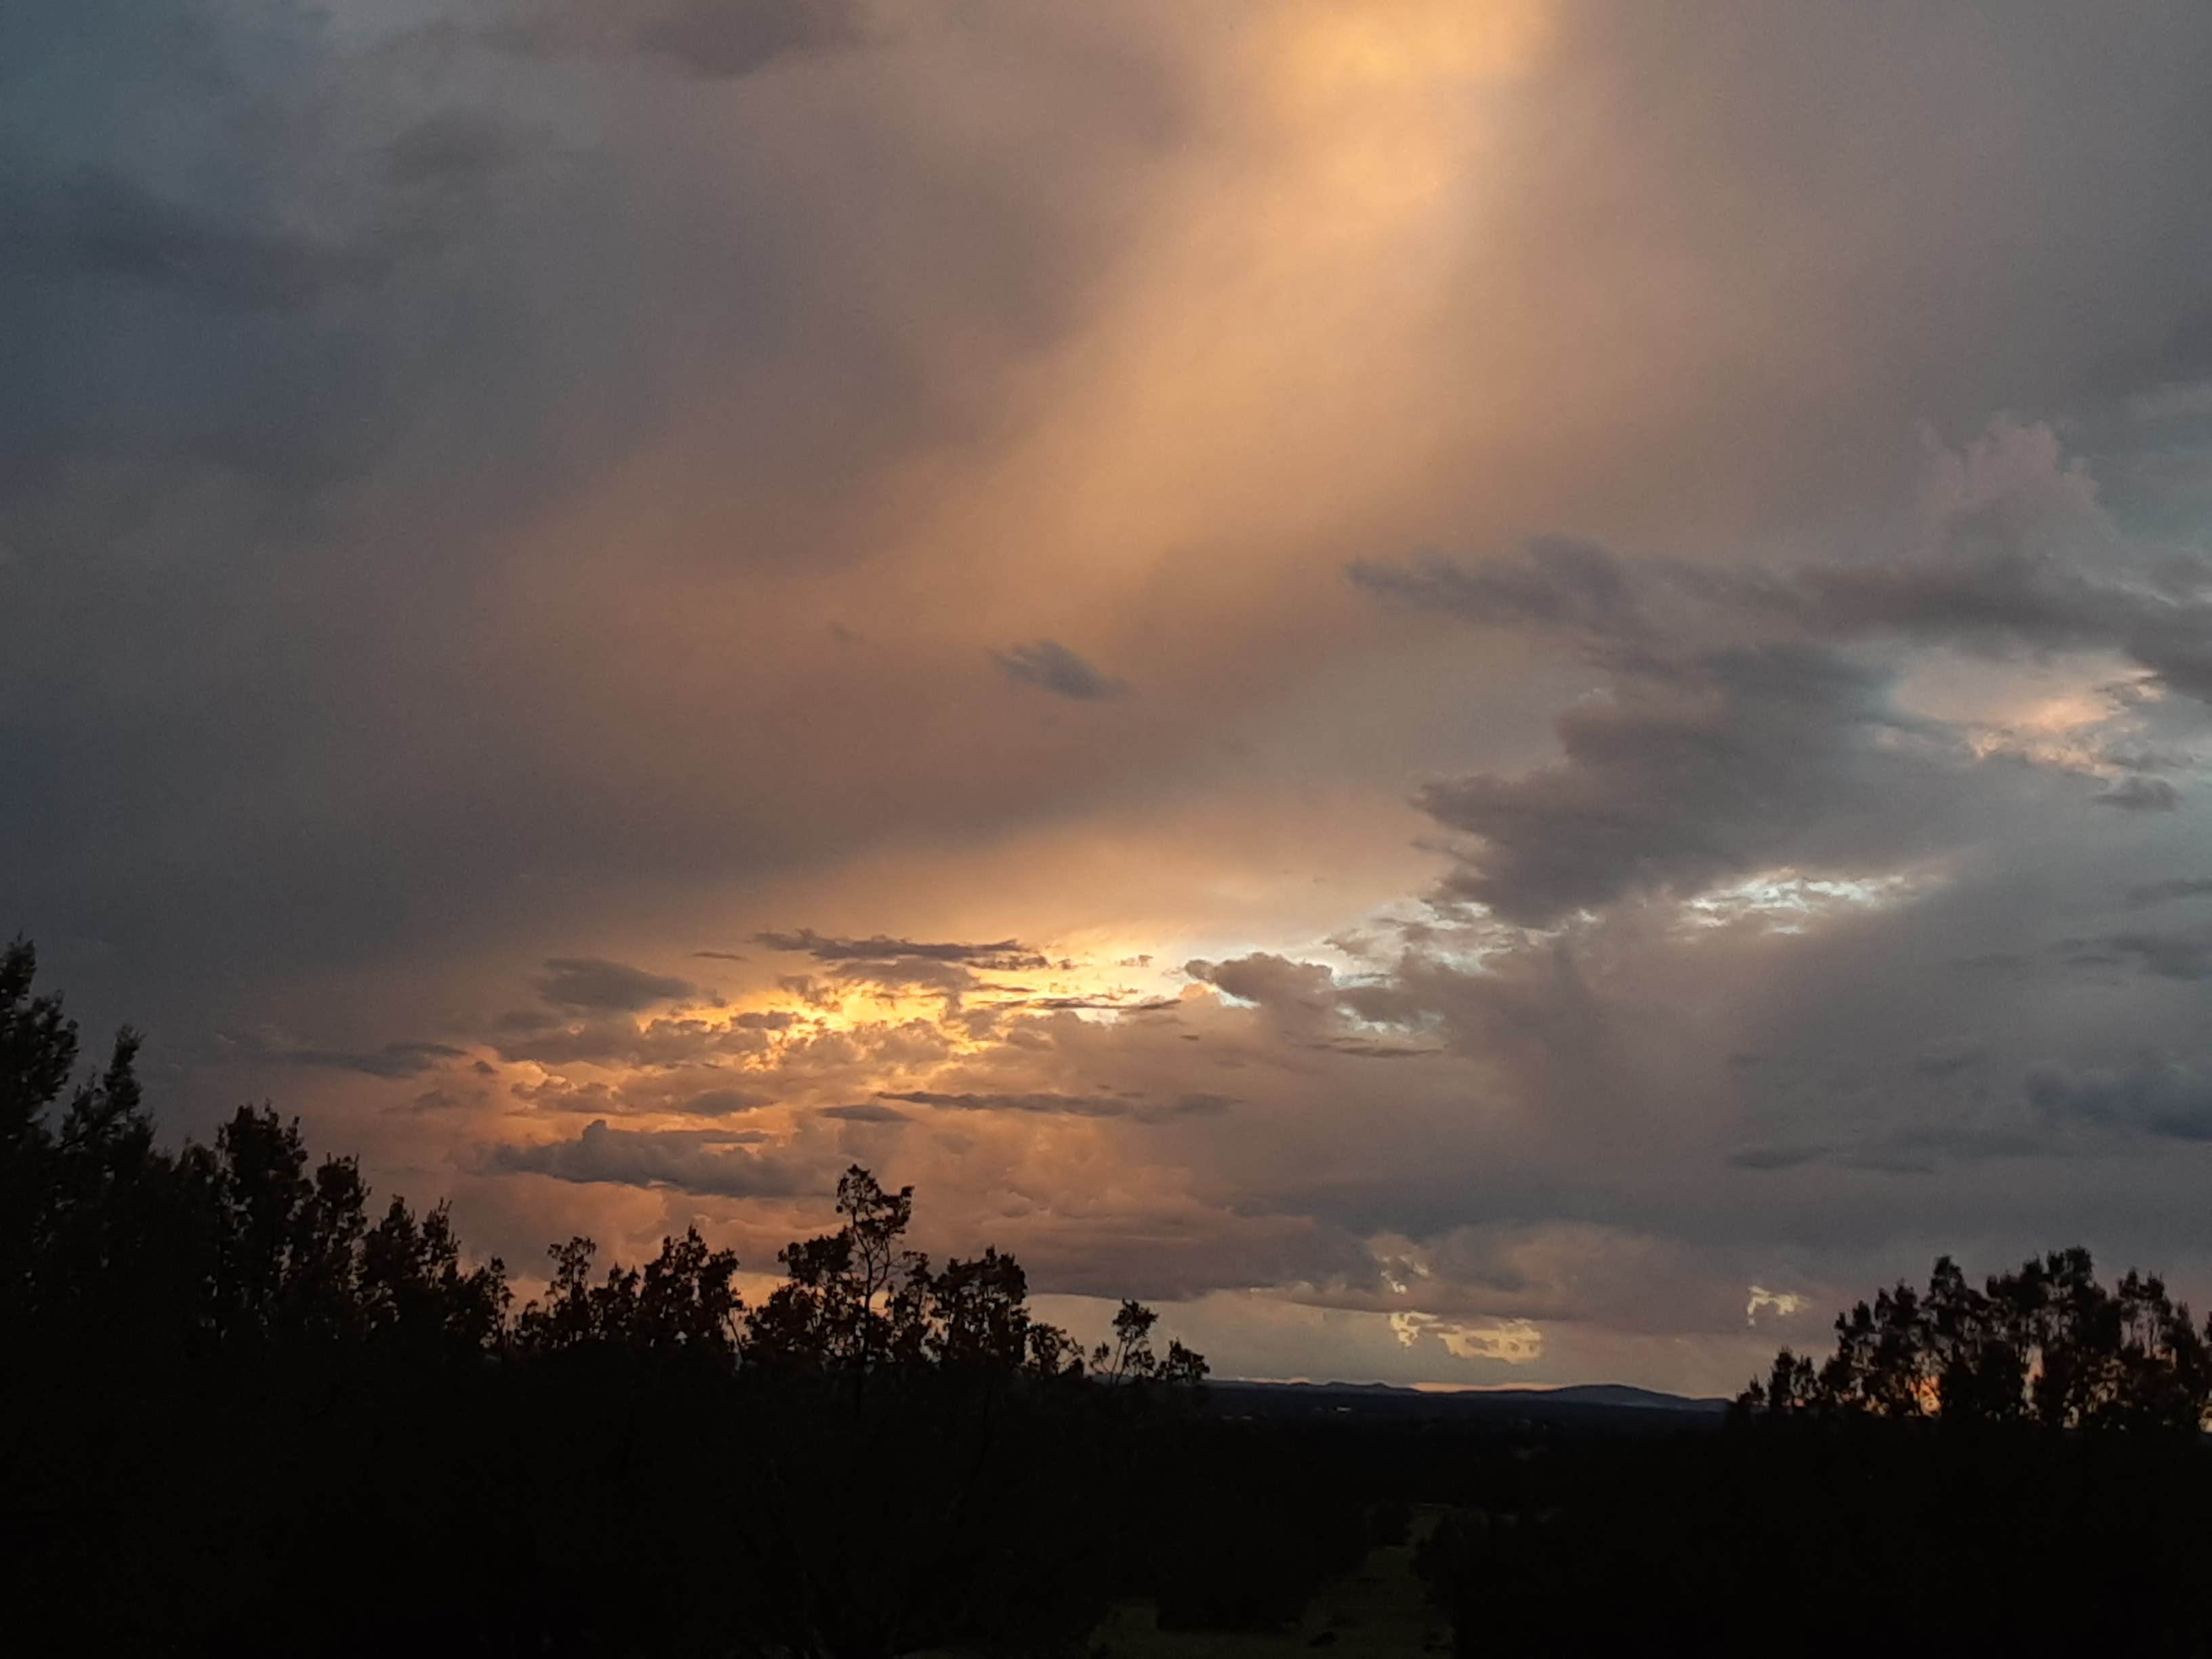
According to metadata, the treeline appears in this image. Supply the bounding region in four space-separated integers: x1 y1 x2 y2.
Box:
1742 1248 2212 1429
1410 1254 2212 1656
1 941 1225 1656
24 929 2212 1657
1 940 1201 1391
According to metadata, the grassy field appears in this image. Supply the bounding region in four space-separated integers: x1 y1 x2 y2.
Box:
1082 1509 1452 1659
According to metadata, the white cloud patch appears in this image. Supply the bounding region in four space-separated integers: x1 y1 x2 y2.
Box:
1391 1311 1545 1365
1745 1286 1808 1326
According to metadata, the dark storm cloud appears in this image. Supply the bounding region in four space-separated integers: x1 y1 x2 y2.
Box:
682 1086 772 1115
1356 493 2212 705
489 1120 807 1196
820 1102 909 1123
1303 1038 1442 1061
2126 877 2212 905
1414 644 1935 927
1726 1143 1828 1172
220 1035 466 1084
2060 930 2212 981
5 167 387 312
1911 1037 1988 1079
2094 776 2182 813
987 640 1132 701
1357 457 2212 924
491 0 860 79
1725 1124 2055 1176
1186 953 1340 1014
2028 1057 2212 1141
1349 537 1647 638
386 113 514 190
3 0 1152 1104
533 958 698 1011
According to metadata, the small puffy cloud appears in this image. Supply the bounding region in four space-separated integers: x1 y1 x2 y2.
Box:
1744 1286 1807 1326
988 640 1131 701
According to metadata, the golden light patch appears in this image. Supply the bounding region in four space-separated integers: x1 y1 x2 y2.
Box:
1271 0 1557 104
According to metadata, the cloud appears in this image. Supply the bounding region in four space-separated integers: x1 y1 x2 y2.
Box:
1912 1036 1988 1078
489 0 861 79
533 958 699 1011
2028 1057 2212 1141
1351 537 1645 637
1389 1311 1544 1364
754 930 1048 970
1414 644 1941 926
1355 425 2212 930
878 1088 1231 1123
488 1120 808 1197
991 992 1181 1013
2126 877 2212 905
2095 775 2182 812
819 1102 910 1123
220 1032 468 1080
403 1086 484 1113
680 1086 773 1116
2061 930 2212 981
386 112 514 190
1725 1145 1829 1172
1187 953 1341 1015
988 640 1131 701
16 0 2212 1395
7 165 387 312
1744 1286 1807 1326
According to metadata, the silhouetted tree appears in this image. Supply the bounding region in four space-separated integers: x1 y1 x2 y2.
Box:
516 1226 737 1361
2 937 85 1333
1092 1296 1209 1388
928 1246 1033 1372
1742 1248 2212 1432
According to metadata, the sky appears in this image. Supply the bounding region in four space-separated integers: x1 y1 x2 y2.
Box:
8 0 2212 1395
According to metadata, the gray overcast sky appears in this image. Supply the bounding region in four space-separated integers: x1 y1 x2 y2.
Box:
9 0 2212 1391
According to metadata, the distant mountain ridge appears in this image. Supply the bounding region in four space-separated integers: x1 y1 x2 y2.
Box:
1211 1378 1730 1414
